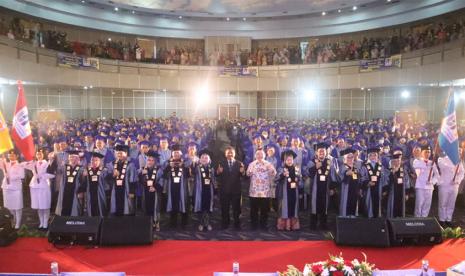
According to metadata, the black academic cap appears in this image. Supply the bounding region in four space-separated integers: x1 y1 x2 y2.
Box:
340 148 356 156
367 147 380 154
146 150 160 159
115 144 130 153
198 149 213 157
281 150 297 161
90 152 104 159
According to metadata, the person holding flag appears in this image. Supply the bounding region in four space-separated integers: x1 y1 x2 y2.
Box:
437 91 464 227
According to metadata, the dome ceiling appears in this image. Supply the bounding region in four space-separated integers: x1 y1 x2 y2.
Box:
103 0 378 17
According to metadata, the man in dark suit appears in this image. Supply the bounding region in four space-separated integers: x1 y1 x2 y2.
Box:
216 146 245 230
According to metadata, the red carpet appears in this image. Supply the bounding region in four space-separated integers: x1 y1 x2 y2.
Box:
1 238 465 275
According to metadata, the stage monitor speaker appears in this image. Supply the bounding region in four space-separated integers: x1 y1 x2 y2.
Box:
48 216 102 245
388 217 442 246
335 217 390 247
100 216 153 246
0 214 17 246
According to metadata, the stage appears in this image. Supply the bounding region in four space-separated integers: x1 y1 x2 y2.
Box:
0 238 464 275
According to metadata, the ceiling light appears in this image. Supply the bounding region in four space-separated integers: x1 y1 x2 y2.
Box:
81 0 85 3
132 10 135 14
178 15 183 19
401 90 410 98
226 17 230 21
83 86 88 90
114 7 119 11
352 6 357 11
108 38 111 41
361 87 365 90
322 11 326 16
242 17 246 21
89 85 93 89
337 9 342 13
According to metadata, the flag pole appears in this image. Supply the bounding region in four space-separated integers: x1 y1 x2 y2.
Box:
428 87 452 181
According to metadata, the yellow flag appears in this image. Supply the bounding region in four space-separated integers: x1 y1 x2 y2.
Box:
0 109 13 154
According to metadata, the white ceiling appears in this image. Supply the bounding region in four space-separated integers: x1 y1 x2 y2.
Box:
104 0 377 17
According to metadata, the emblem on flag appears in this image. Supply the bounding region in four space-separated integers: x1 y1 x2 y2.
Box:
440 112 458 143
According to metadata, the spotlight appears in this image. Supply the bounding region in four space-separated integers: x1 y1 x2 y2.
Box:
178 15 183 19
194 85 209 108
304 90 315 101
83 86 88 90
226 17 230 21
132 10 135 14
322 11 326 16
401 90 410 98
81 0 85 3
114 7 119 11
352 6 357 11
89 85 93 89
361 87 365 90
242 17 246 21
337 9 342 13
108 38 112 41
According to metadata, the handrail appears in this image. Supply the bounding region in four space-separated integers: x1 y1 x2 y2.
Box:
1 35 464 74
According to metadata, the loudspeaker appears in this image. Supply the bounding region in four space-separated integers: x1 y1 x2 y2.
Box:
100 216 153 246
48 216 102 245
335 216 390 247
0 214 17 246
388 217 442 246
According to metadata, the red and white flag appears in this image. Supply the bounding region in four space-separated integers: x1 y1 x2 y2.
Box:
11 80 35 161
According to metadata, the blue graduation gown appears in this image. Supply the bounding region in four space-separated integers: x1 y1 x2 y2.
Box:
55 164 84 216
308 157 338 215
83 166 109 217
108 160 137 215
361 161 388 218
193 164 216 213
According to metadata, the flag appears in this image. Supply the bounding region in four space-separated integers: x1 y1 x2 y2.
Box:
11 80 35 161
438 89 460 165
0 109 13 154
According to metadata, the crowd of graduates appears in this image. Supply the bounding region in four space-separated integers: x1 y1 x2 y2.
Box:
1 116 464 233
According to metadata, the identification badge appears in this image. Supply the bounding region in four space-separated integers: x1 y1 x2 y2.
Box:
290 182 296 189
147 180 153 187
67 177 74 183
319 175 326 182
371 176 378 182
204 179 211 185
91 176 98 182
397 178 403 184
116 180 123 186
173 177 180 183
352 173 358 180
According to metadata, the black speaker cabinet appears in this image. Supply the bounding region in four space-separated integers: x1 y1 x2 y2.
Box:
0 214 17 247
100 216 153 246
335 216 390 247
388 217 442 246
48 216 102 245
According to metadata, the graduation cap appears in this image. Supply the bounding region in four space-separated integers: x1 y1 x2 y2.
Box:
198 149 213 157
95 135 107 142
139 140 150 147
315 142 329 150
115 144 130 153
367 147 380 154
420 145 432 151
170 144 182 152
146 150 160 159
187 141 199 149
340 148 356 156
281 150 297 161
90 152 104 159
66 149 81 156
392 153 402 159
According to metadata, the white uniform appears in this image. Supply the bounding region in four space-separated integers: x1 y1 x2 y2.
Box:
1 160 26 229
413 158 438 217
437 156 464 223
27 160 55 209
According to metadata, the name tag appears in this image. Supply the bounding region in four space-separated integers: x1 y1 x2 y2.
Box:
67 177 74 183
352 174 358 180
319 175 326 182
371 176 378 182
147 180 153 187
173 177 180 183
290 182 296 189
91 176 98 182
116 180 123 186
204 179 211 185
397 178 403 184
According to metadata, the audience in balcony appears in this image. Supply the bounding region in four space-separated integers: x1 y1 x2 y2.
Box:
1 14 464 66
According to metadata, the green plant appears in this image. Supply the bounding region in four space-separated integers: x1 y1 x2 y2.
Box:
442 227 465 239
16 225 47 238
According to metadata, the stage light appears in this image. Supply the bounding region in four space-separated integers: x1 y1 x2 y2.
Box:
304 90 316 101
321 11 326 16
352 6 357 11
361 87 365 90
108 38 112 41
401 90 410 98
89 85 93 89
194 84 210 109
83 86 88 90
81 0 85 3
114 7 119 11
132 10 135 14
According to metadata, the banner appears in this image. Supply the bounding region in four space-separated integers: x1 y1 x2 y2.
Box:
57 52 99 70
11 80 35 161
359 54 402 72
219 66 258 77
439 89 460 165
0 109 13 154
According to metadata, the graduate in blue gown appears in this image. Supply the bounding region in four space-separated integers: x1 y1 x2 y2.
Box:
163 144 190 228
361 147 389 218
107 144 137 216
82 152 109 217
139 150 163 231
53 150 85 216
386 153 411 218
192 149 216 231
337 148 364 217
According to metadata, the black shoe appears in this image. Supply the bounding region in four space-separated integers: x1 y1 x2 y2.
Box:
221 224 229 230
260 224 268 231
